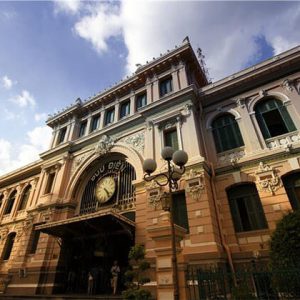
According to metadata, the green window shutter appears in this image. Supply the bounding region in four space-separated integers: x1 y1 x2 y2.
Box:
172 192 189 233
255 112 270 139
228 197 243 232
212 114 244 153
279 105 296 132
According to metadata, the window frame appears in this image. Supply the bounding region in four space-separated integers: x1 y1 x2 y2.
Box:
90 114 100 132
4 190 17 215
18 185 31 211
282 172 300 211
159 76 173 97
2 232 16 261
120 100 130 119
212 113 244 153
105 108 115 126
226 183 268 233
172 191 189 233
164 127 179 151
57 127 67 145
255 98 296 139
78 120 87 138
136 93 147 111
44 172 56 195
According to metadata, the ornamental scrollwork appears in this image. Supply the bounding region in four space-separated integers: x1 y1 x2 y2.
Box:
121 132 145 154
146 181 162 209
94 135 115 156
255 162 282 195
282 79 294 93
185 169 205 201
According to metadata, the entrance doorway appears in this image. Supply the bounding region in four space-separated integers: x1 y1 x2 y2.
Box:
38 212 135 296
63 232 132 295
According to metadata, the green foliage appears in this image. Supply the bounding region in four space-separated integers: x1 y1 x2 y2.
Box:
269 210 300 295
123 244 152 300
270 210 300 269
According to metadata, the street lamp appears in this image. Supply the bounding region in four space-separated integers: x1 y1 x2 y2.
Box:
143 146 188 300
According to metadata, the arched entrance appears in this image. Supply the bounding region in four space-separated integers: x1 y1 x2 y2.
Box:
37 154 136 295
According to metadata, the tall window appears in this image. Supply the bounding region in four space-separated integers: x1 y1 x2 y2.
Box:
255 98 296 139
105 108 115 125
78 121 87 137
91 114 100 132
212 114 244 153
159 77 173 97
57 127 67 144
227 183 268 232
164 128 179 151
172 191 189 232
28 230 40 254
45 172 55 194
282 172 300 210
136 93 147 110
4 190 17 215
2 232 16 260
120 100 130 119
18 185 31 211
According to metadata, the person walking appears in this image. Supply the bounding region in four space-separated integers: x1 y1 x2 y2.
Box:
110 260 120 295
87 271 94 295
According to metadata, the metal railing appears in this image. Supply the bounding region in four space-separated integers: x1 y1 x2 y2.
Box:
186 264 300 300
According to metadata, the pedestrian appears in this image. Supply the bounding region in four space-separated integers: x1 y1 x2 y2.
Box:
87 271 94 295
110 260 120 295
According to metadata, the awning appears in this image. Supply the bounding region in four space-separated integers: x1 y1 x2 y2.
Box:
35 209 135 239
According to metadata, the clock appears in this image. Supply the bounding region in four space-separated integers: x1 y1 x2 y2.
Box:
95 176 116 204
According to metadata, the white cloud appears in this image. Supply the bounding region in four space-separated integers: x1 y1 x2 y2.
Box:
69 1 300 81
0 126 52 176
1 75 13 90
53 0 82 15
34 113 47 122
74 3 122 53
10 90 36 108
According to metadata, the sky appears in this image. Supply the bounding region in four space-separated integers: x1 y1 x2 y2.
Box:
0 0 300 176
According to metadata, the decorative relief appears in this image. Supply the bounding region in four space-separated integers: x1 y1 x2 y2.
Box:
236 97 246 109
282 78 294 93
259 89 267 97
217 149 245 165
266 132 300 150
147 181 162 209
94 135 115 156
0 228 9 244
255 162 282 195
120 132 145 154
181 103 192 117
39 208 54 223
185 169 205 201
146 119 153 131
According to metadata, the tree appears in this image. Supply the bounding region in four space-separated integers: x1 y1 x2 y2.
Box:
269 210 300 296
123 244 152 300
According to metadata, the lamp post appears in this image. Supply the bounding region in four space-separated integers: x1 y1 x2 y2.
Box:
143 146 188 300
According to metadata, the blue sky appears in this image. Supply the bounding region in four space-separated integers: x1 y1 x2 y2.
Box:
0 1 300 175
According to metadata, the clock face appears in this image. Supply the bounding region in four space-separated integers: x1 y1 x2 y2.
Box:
95 176 116 204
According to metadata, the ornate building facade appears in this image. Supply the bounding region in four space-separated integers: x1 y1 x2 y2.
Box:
0 39 299 299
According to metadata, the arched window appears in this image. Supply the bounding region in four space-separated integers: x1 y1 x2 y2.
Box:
4 190 17 215
255 98 296 139
282 172 300 210
18 185 31 211
212 114 244 153
227 183 268 232
2 232 16 260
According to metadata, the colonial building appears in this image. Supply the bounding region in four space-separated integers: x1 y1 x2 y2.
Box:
0 39 299 299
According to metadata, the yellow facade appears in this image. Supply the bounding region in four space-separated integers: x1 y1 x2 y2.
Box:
0 40 300 299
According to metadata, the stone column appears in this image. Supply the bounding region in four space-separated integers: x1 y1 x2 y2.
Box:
114 101 120 123
171 65 180 93
130 91 135 115
148 212 187 300
178 61 188 89
152 75 160 102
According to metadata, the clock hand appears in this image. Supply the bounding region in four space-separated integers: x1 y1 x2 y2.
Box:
104 188 110 196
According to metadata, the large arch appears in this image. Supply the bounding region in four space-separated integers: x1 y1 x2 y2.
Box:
65 142 144 203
